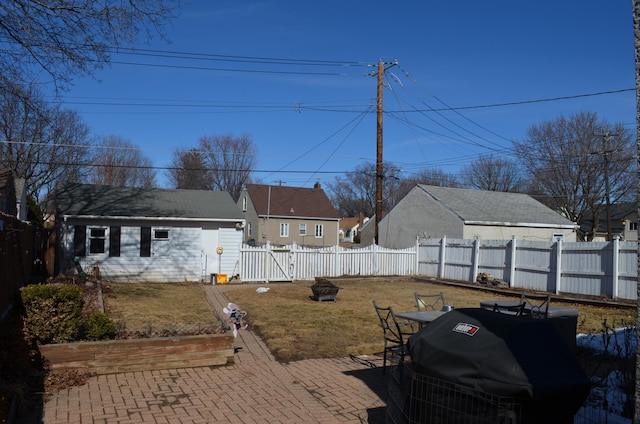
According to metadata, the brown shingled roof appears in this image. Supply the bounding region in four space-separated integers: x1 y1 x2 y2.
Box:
246 183 340 219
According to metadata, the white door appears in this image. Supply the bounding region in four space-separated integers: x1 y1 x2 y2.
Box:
201 228 219 277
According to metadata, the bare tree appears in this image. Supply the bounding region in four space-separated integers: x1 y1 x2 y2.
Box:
327 162 420 217
199 134 257 201
0 83 91 207
167 148 213 189
460 155 523 192
0 0 180 93
514 111 635 238
399 167 459 193
86 135 156 188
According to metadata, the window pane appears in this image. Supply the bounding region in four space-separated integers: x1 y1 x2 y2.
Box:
88 227 106 254
280 223 289 237
299 224 306 236
154 229 169 239
89 238 105 254
315 224 323 237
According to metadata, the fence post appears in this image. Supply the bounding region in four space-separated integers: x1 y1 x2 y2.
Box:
509 236 517 288
555 239 562 295
612 236 620 300
472 237 480 282
415 237 420 275
265 241 271 283
373 243 379 276
438 236 447 279
290 242 297 280
334 244 340 277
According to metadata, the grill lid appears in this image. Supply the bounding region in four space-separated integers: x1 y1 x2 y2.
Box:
407 308 590 416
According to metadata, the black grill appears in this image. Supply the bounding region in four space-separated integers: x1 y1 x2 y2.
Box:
387 308 590 424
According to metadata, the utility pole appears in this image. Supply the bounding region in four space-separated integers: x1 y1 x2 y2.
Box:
374 59 397 244
592 130 620 241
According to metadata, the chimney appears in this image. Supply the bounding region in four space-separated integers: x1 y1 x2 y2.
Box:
314 182 321 189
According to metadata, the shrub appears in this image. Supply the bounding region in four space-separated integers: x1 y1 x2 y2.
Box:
83 311 117 341
20 283 84 344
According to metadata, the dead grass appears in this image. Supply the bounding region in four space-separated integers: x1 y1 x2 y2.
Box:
224 278 636 363
104 278 635 364
106 282 217 332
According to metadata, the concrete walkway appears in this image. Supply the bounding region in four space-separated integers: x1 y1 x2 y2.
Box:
20 284 388 423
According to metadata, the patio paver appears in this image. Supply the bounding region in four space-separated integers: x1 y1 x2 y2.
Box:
15 283 388 424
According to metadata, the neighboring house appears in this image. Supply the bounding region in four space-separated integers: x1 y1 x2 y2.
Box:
54 184 245 283
360 185 579 249
580 202 637 241
0 169 18 217
339 214 369 243
14 177 27 221
621 210 638 241
237 183 340 246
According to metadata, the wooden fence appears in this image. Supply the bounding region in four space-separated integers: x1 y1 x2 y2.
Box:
238 238 639 301
0 213 35 318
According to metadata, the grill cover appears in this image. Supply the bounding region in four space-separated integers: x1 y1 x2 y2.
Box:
407 308 590 422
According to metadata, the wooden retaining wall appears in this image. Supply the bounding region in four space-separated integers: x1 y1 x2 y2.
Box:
39 333 235 375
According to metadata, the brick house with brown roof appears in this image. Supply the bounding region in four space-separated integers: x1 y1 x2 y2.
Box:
237 183 340 246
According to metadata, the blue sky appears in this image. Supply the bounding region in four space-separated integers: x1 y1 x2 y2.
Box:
52 1 635 189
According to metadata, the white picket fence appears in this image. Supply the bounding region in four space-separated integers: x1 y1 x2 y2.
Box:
238 241 417 282
238 238 638 301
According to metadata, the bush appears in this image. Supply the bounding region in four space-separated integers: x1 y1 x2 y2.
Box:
20 283 84 344
83 312 117 341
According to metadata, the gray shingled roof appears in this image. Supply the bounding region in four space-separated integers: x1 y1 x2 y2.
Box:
55 184 244 220
417 185 576 226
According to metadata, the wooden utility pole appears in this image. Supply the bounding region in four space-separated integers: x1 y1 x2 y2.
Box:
374 59 397 244
592 130 620 241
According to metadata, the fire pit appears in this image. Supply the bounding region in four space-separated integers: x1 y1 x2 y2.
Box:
310 278 340 301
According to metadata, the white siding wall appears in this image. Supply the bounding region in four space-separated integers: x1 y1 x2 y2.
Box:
61 220 242 283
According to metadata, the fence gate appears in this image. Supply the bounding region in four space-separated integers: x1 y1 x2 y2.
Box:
265 244 293 282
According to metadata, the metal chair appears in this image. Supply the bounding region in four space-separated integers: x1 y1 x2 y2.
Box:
415 292 446 311
521 293 551 318
372 300 411 373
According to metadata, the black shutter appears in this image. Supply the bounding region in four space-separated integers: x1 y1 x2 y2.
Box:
140 226 151 257
109 226 121 257
73 225 86 257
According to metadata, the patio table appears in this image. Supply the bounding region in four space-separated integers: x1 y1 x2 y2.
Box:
395 310 448 326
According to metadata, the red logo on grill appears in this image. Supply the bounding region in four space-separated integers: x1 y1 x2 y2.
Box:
453 323 479 336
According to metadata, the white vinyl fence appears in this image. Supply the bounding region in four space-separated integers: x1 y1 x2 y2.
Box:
418 236 637 301
238 242 417 282
238 238 638 301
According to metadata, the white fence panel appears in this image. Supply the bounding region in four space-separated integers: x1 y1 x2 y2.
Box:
561 242 611 297
442 239 475 282
339 245 376 276
239 244 268 282
417 240 441 277
239 239 638 300
513 241 556 293
477 240 511 281
618 242 638 300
